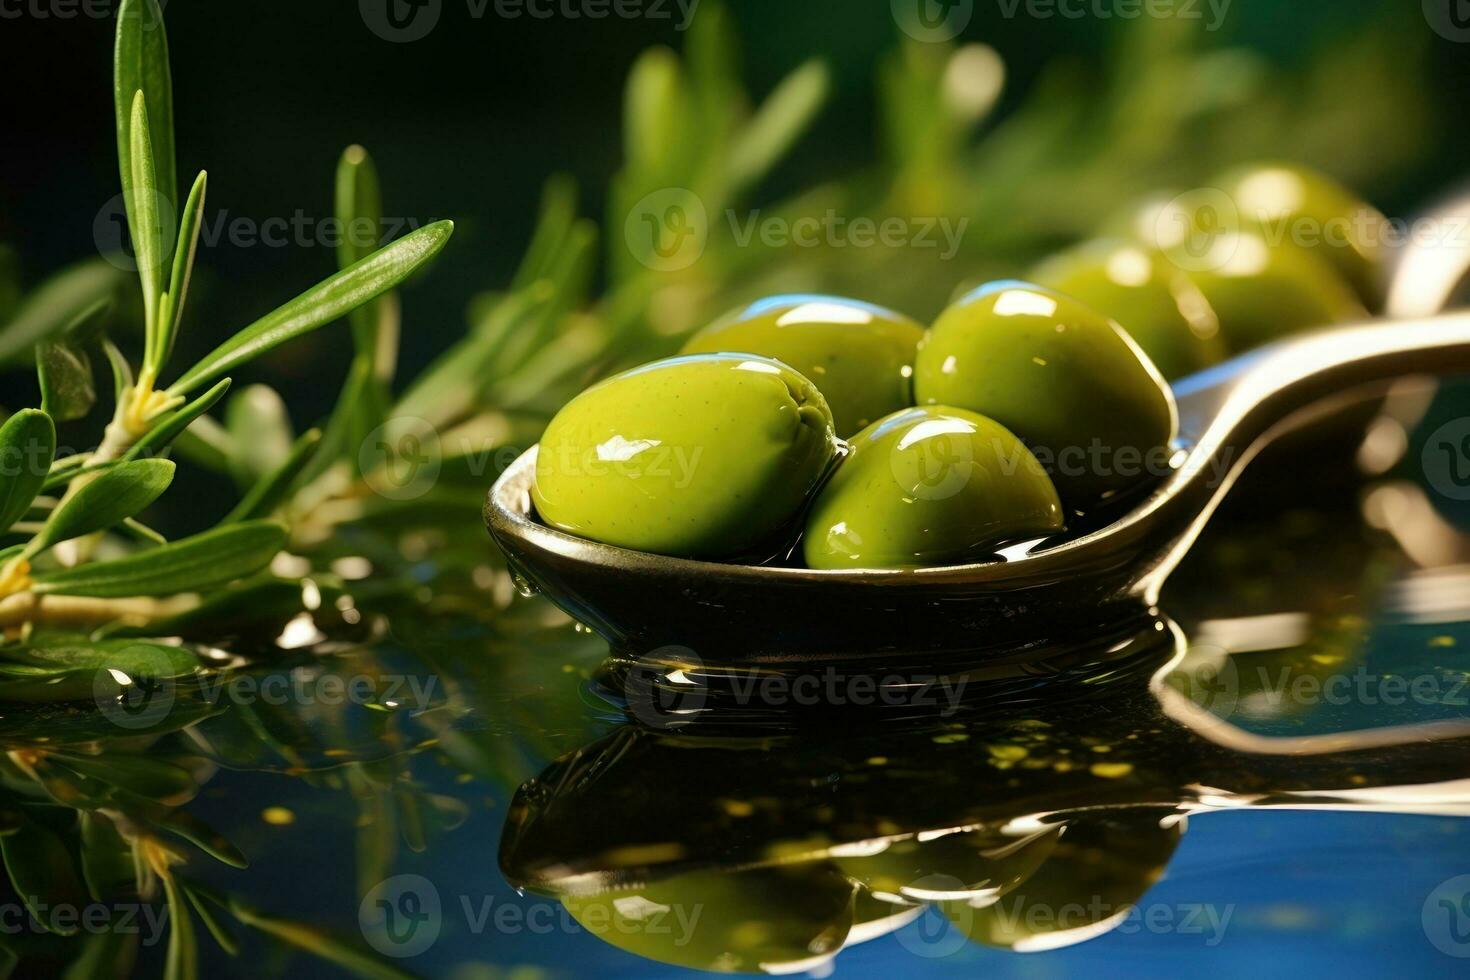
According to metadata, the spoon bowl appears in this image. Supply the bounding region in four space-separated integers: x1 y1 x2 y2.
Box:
486 312 1470 664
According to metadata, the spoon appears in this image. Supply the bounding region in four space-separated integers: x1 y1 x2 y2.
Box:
486 311 1470 664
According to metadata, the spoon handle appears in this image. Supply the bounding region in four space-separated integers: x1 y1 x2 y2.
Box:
1133 312 1470 598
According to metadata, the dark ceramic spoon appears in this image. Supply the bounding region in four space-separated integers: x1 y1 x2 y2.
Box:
486 312 1470 664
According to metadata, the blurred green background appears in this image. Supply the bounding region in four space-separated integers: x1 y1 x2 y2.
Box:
2 0 1467 426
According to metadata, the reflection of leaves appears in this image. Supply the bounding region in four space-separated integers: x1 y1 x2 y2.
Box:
0 806 90 934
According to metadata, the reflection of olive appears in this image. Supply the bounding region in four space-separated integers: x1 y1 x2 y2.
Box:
560 864 855 973
834 826 1061 903
944 810 1183 951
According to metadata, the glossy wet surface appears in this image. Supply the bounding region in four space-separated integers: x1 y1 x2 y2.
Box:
3 406 1469 977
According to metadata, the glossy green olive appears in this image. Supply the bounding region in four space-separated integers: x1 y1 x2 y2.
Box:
803 407 1064 570
1214 162 1389 307
912 282 1177 511
533 353 838 559
1030 239 1227 380
560 865 856 973
1173 229 1366 352
944 811 1182 951
681 295 925 437
836 826 1061 902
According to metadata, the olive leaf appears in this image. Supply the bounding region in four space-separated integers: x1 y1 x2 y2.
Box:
0 260 124 365
0 807 90 935
115 0 176 231
127 91 167 336
78 812 136 901
181 880 240 956
32 521 286 597
223 898 418 980
36 340 96 423
225 384 294 487
153 169 208 374
161 873 198 980
726 60 830 194
336 146 389 361
0 409 56 533
22 458 174 559
166 220 455 397
222 428 322 524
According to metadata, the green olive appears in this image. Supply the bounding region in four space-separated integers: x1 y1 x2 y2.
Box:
912 282 1177 511
944 811 1182 951
1172 229 1365 352
1213 162 1389 307
533 353 838 559
681 295 925 437
803 406 1064 570
560 865 856 973
1030 239 1227 380
836 826 1061 903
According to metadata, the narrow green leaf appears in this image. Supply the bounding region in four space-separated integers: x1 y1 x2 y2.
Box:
336 146 386 359
624 47 689 179
32 521 286 597
224 384 293 487
222 428 321 524
167 220 455 397
157 170 207 372
37 341 96 423
79 812 136 902
0 410 56 533
170 414 234 474
180 880 240 956
510 175 578 291
115 0 176 229
0 808 89 934
129 92 166 337
126 378 231 463
161 874 198 980
62 921 139 980
24 458 174 558
148 808 247 869
119 517 167 545
726 60 829 192
228 900 418 980
0 260 124 365
103 338 134 403
54 754 197 806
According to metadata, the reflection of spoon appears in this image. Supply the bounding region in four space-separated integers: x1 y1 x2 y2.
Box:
499 624 1470 971
487 312 1470 663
